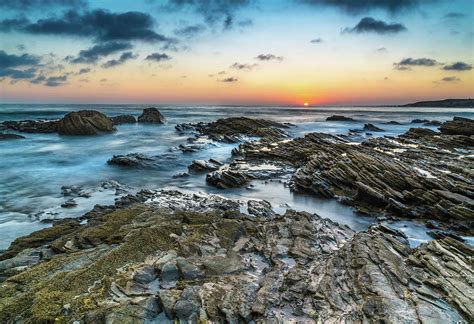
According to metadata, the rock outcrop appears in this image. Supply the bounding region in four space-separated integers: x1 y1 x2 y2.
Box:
1 119 58 133
0 190 471 322
0 133 25 140
326 115 355 121
110 114 136 125
439 117 474 136
57 110 115 135
137 108 166 124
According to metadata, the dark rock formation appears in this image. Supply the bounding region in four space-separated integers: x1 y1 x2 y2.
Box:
423 120 442 126
138 108 166 124
188 159 222 173
363 123 385 132
326 115 355 121
403 98 474 108
0 133 25 140
107 153 157 168
439 117 474 136
110 114 136 125
1 119 58 133
0 190 471 322
57 110 115 135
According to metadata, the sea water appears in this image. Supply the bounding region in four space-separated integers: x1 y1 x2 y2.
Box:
1 104 473 249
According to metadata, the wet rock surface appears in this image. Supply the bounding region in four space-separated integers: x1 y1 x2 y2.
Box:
0 190 471 322
326 115 355 121
110 114 136 125
0 133 25 140
57 110 115 135
1 119 58 133
107 153 178 169
138 108 166 124
439 116 474 136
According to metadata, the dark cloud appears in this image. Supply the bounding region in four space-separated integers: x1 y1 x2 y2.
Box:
255 54 283 61
69 42 133 64
174 24 206 37
310 38 323 43
230 62 258 70
17 44 26 51
145 52 171 62
344 17 406 34
444 12 465 19
76 67 91 74
220 76 238 82
440 76 460 82
394 57 439 70
0 0 86 10
0 9 172 44
237 19 253 28
0 67 36 79
165 0 250 30
443 62 472 71
0 50 40 69
45 75 67 87
102 52 138 68
297 0 432 14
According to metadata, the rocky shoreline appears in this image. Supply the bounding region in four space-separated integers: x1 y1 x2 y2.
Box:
0 112 473 322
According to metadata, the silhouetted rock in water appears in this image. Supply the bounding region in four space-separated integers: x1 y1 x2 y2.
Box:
0 190 471 322
403 127 437 138
138 107 166 124
423 120 442 126
386 120 401 125
110 114 136 125
326 115 355 121
363 123 385 132
57 110 115 135
188 159 222 173
412 119 430 123
1 119 58 133
403 98 474 108
107 153 156 168
0 133 25 140
439 117 474 136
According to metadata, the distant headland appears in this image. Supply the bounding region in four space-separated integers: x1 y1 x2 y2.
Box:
401 99 473 108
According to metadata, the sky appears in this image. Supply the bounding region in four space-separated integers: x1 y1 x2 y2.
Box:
0 0 473 105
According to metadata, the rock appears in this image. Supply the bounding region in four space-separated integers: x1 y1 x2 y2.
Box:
110 114 136 125
206 169 251 189
57 110 115 135
363 123 385 132
1 119 58 133
403 127 437 138
188 159 222 173
423 120 442 126
0 133 25 140
427 230 465 242
61 199 77 208
411 118 430 123
133 265 156 284
160 262 179 289
61 185 91 198
137 108 166 124
326 115 354 121
107 153 157 168
247 200 274 218
439 117 474 136
174 287 201 321
386 121 401 125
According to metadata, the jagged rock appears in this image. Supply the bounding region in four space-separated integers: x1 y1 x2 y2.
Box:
247 200 274 218
188 159 222 173
106 153 163 168
1 119 58 133
363 123 385 132
110 114 136 125
206 169 250 189
61 185 91 198
0 133 25 140
326 115 354 121
386 121 401 125
137 108 166 124
412 118 430 123
57 110 115 135
423 120 442 126
439 117 474 136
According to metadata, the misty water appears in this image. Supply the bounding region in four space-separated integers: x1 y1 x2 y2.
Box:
1 104 473 250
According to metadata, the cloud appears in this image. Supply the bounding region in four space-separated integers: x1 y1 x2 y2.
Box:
255 54 283 61
297 0 432 14
0 9 172 44
237 19 253 28
165 0 250 30
0 67 36 79
102 51 138 68
220 76 238 82
443 62 472 71
145 52 171 62
45 75 67 87
230 62 258 70
76 67 91 75
310 38 323 43
344 17 406 34
174 24 206 37
0 50 40 69
444 12 465 19
69 42 133 64
394 57 439 70
376 47 388 52
0 0 86 10
440 76 460 82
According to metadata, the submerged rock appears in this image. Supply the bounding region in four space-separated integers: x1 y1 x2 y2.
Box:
1 119 58 133
362 123 385 132
107 153 157 168
326 115 355 121
188 159 222 173
110 114 136 125
138 108 166 124
439 116 474 136
0 133 25 140
57 110 115 135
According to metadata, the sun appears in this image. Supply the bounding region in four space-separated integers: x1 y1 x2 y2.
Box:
303 102 309 107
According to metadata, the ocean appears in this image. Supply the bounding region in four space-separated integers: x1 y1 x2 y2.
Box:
1 104 473 249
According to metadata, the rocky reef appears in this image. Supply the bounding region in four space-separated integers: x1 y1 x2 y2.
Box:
138 108 166 124
0 190 472 322
57 110 116 136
